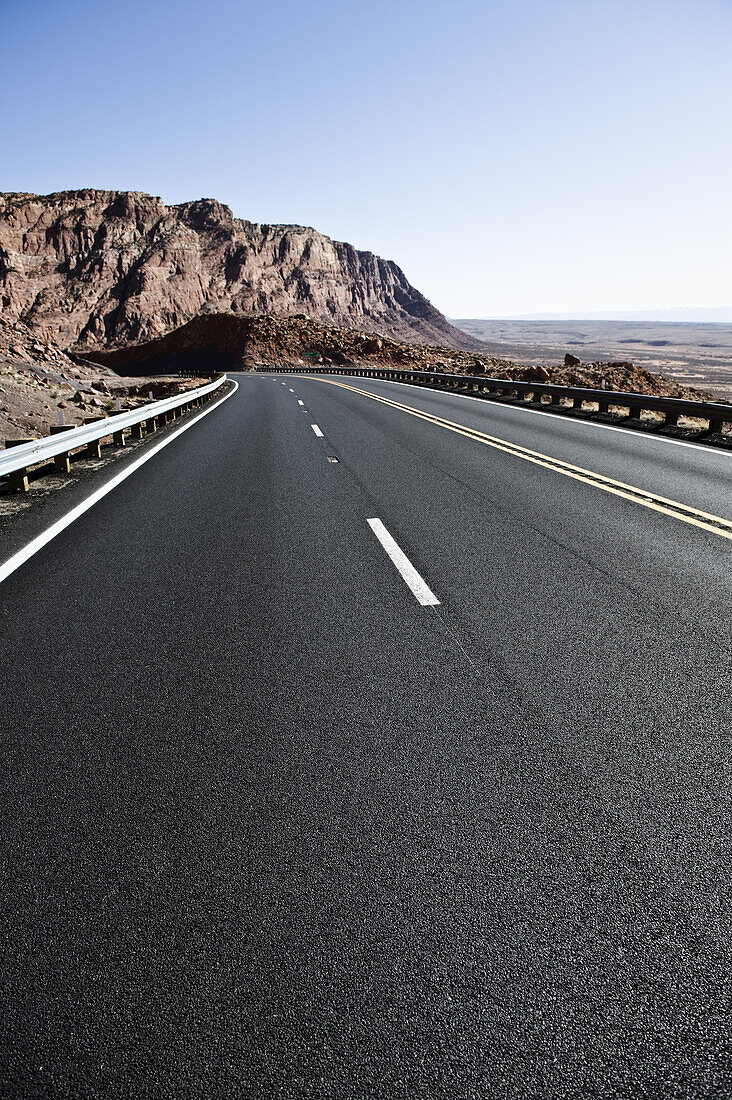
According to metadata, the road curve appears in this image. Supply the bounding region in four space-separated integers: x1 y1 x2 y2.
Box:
1 371 730 1099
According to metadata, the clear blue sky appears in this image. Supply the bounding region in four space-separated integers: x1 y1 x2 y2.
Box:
2 0 731 318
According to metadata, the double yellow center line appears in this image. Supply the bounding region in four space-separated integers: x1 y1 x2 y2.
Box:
316 378 732 542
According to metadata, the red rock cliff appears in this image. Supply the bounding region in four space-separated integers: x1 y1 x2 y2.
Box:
0 190 478 351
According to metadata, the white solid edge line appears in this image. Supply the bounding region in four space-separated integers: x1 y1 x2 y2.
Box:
311 424 324 437
367 518 440 607
0 379 239 586
321 376 730 459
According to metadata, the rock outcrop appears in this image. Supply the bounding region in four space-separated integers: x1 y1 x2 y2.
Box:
88 313 519 376
0 190 479 352
0 314 79 373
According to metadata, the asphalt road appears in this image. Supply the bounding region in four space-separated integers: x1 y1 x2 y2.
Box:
1 372 731 1099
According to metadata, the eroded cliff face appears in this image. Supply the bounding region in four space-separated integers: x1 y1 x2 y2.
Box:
0 190 477 351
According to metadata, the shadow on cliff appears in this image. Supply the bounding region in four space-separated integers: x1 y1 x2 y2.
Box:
84 312 493 377
86 346 239 377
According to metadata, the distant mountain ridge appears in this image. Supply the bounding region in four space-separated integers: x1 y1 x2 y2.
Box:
0 189 478 352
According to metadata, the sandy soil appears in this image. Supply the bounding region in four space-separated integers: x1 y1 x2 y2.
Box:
452 319 732 402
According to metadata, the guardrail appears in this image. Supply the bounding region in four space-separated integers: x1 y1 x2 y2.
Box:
255 365 732 439
1 374 227 492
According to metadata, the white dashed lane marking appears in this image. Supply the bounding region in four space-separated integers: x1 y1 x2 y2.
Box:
367 518 440 607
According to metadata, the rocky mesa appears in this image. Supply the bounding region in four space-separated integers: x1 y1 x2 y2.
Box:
0 189 479 352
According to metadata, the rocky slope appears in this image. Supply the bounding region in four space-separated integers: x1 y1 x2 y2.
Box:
89 312 712 401
0 316 198 444
0 190 477 352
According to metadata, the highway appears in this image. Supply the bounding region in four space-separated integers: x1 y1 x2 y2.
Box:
1 371 731 1098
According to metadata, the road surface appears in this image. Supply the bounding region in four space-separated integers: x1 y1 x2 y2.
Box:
1 372 731 1098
